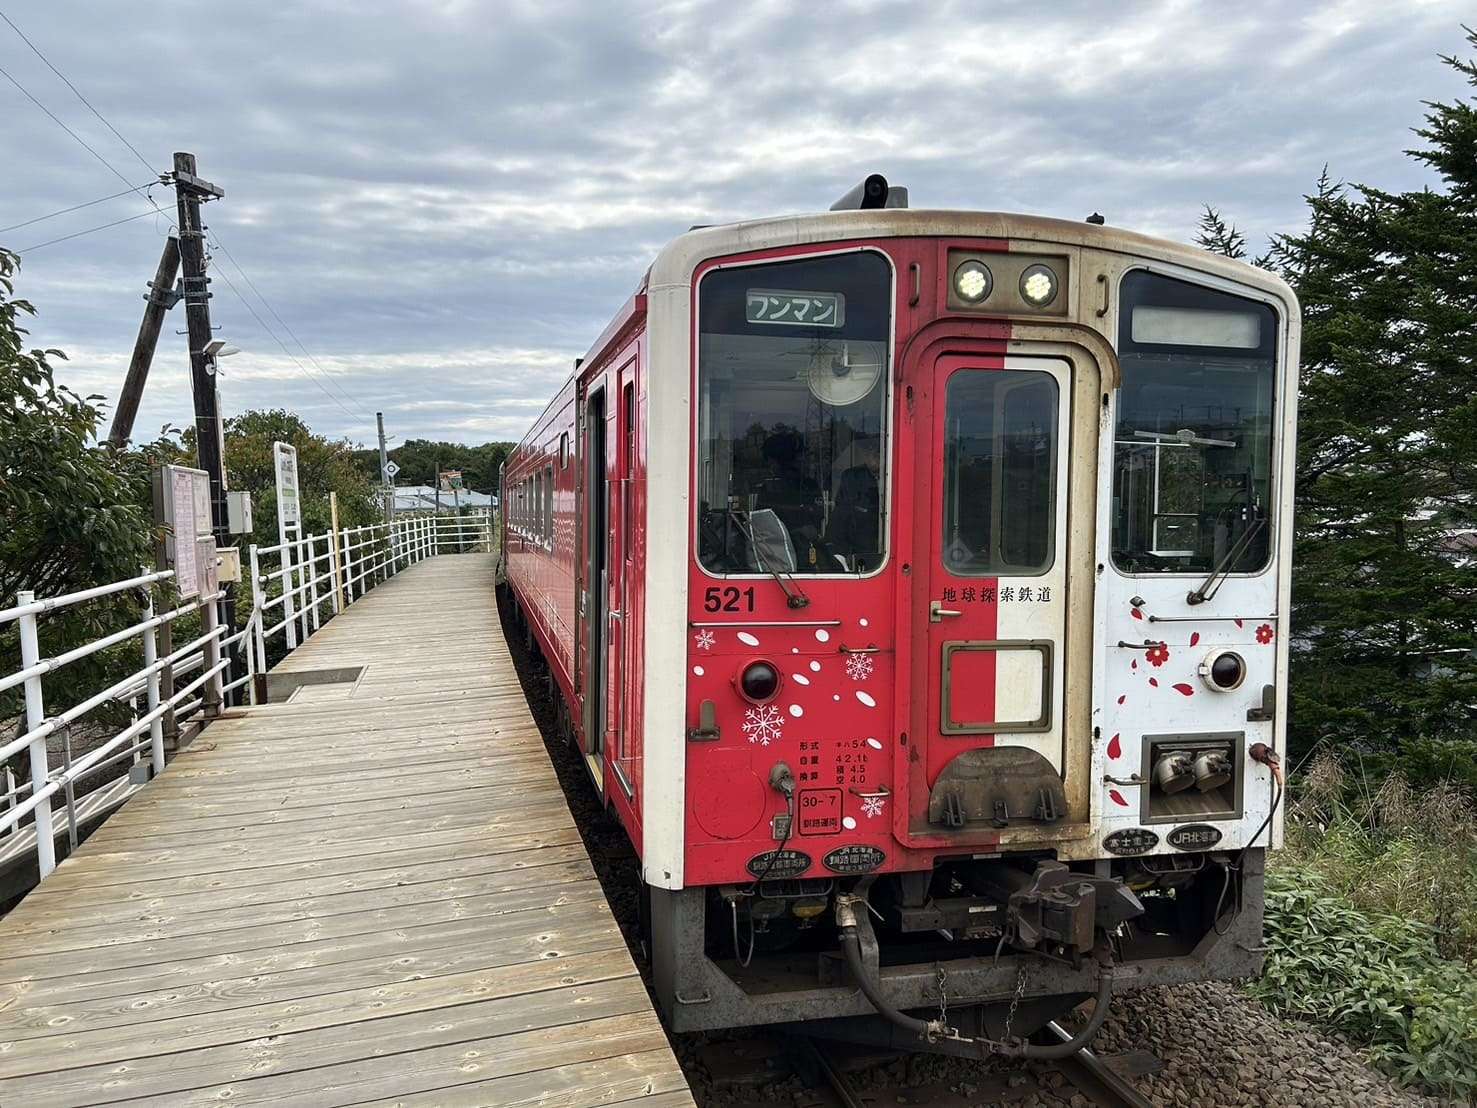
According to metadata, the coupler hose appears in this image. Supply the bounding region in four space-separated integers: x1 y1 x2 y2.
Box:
836 894 950 1042
834 893 1117 1057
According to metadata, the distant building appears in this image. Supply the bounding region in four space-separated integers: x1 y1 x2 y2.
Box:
387 484 498 514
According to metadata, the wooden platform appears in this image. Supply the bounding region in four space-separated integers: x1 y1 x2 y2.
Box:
0 554 693 1107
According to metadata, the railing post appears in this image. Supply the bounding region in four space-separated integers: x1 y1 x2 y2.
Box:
248 544 269 703
281 526 298 650
303 533 321 634
140 575 166 774
17 591 56 879
202 592 224 719
328 492 345 614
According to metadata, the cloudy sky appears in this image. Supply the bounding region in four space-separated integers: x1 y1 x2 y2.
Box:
1 0 1470 449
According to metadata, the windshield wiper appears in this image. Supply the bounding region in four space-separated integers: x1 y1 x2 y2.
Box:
733 511 810 609
1186 516 1265 606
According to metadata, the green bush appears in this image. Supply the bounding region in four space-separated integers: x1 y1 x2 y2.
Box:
1254 867 1477 1099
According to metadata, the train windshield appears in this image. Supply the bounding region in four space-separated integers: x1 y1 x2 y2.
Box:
697 251 892 575
1112 271 1278 574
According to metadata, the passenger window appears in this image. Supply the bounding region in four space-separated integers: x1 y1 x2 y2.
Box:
942 369 1058 576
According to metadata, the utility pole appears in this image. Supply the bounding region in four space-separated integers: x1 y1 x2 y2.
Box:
171 152 238 698
377 411 394 521
108 236 180 448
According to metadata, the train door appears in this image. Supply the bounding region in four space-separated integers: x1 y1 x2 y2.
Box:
906 349 1095 837
613 365 638 797
582 386 608 791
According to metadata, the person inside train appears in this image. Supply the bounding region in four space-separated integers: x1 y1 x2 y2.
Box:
825 433 882 570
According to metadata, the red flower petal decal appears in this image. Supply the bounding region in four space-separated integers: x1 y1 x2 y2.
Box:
1107 733 1122 759
1234 618 1244 628
1172 682 1195 696
1116 694 1126 705
1109 789 1129 807
1190 632 1201 647
1256 623 1274 645
1146 643 1170 667
1149 677 1159 687
1131 608 1144 621
1131 659 1138 670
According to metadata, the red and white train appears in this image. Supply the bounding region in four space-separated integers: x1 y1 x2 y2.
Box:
502 176 1298 1055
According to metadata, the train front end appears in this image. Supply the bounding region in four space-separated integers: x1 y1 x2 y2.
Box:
641 194 1299 1047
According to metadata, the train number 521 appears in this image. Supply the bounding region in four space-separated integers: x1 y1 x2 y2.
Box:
703 586 756 613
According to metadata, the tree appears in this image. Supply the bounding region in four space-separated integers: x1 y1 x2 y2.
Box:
223 409 379 549
1265 32 1477 777
1195 204 1248 259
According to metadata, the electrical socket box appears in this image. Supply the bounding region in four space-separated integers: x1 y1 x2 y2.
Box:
227 490 253 534
215 547 242 584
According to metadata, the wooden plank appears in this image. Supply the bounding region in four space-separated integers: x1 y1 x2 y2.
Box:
0 554 690 1105
0 978 658 1107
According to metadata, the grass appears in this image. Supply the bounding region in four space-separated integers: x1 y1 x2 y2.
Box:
1254 751 1477 1099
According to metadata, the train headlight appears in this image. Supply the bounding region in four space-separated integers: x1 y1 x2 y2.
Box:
1198 650 1246 692
1152 750 1195 794
1019 263 1059 307
953 260 992 303
738 660 780 704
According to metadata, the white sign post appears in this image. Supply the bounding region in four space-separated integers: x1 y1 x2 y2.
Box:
273 442 302 648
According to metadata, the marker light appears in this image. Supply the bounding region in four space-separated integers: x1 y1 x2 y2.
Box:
1019 263 1059 307
953 260 992 303
1198 650 1247 692
739 660 781 704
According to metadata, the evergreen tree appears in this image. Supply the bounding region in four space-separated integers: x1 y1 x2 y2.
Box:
1270 31 1477 779
1195 204 1247 259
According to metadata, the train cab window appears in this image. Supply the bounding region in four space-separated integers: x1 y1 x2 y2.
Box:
1112 272 1278 574
942 370 1058 575
696 251 892 575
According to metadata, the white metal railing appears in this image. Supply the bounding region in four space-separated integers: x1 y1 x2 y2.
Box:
0 509 493 885
0 569 246 879
246 509 494 680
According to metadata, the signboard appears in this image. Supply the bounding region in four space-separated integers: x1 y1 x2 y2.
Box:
440 470 463 492
273 442 300 525
746 288 845 327
156 465 212 599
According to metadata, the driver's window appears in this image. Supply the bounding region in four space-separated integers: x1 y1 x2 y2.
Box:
696 252 892 575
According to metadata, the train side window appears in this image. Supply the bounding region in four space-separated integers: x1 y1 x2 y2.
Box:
696 250 892 575
559 432 569 469
942 369 1058 576
544 464 554 546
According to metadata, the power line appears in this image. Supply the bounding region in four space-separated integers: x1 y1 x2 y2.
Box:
20 208 162 253
0 181 159 236
0 9 158 178
208 233 368 417
0 60 143 192
206 256 372 426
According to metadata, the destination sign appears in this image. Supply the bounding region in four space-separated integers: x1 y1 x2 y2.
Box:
746 289 845 328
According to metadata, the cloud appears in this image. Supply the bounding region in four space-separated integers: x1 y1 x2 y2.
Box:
1 0 1470 446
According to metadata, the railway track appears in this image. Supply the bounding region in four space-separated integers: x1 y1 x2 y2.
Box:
695 1032 1157 1108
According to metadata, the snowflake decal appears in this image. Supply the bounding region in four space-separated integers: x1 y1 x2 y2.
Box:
844 653 874 682
1145 643 1170 668
742 704 784 746
860 794 886 819
694 629 715 652
1256 623 1275 645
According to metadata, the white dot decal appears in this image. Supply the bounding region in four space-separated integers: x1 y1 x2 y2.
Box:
792 673 810 686
809 660 821 673
692 665 704 676
842 816 857 830
791 647 800 654
815 629 830 642
866 737 883 750
737 632 760 647
833 694 841 701
788 704 804 718
855 691 877 708
860 618 869 627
